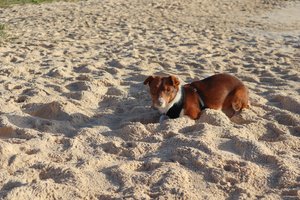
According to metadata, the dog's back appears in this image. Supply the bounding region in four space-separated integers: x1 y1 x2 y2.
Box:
190 73 249 116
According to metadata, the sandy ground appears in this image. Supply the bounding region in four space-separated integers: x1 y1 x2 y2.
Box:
0 0 299 199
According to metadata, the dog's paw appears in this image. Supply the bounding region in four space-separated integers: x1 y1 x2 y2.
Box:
159 115 169 123
232 101 242 111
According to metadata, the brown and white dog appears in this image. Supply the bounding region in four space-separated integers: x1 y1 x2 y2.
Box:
144 73 249 122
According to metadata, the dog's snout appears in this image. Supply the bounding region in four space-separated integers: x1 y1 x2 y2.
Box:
158 98 164 106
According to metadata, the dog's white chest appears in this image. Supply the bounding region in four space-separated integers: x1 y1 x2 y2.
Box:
179 109 185 117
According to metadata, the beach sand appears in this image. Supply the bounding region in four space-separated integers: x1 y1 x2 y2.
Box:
0 0 299 199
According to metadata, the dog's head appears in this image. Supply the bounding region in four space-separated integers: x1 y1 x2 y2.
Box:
143 75 181 112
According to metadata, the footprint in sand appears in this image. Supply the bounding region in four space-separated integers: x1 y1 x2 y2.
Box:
214 160 252 189
76 74 92 81
73 64 95 73
274 113 299 126
65 81 92 91
47 67 70 78
102 162 192 199
290 126 300 137
259 122 289 142
105 87 126 96
227 136 278 164
64 91 85 100
106 59 125 69
269 94 300 114
37 165 76 184
15 95 28 103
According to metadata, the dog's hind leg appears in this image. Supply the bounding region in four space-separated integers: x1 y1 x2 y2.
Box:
231 85 249 112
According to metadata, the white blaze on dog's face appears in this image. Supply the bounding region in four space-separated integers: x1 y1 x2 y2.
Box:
144 75 181 113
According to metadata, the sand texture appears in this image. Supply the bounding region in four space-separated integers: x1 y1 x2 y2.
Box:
0 0 300 199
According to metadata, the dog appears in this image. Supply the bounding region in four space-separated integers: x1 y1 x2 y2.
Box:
143 73 249 122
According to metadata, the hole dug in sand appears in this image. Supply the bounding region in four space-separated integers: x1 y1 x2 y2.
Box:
22 101 70 121
17 101 89 136
0 117 36 140
22 101 89 124
0 126 14 137
0 127 33 140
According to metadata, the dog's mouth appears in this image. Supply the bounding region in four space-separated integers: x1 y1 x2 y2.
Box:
152 98 167 109
152 102 170 114
152 103 164 110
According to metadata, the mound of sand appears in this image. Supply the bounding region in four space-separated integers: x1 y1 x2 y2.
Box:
0 0 299 199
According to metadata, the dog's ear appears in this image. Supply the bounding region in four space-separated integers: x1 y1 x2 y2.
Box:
144 76 154 85
169 75 180 86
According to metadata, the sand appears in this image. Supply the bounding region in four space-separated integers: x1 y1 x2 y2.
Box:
0 0 299 199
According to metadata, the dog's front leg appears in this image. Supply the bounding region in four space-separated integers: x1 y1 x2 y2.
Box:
159 114 169 123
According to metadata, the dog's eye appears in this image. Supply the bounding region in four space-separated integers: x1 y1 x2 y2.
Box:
166 88 171 93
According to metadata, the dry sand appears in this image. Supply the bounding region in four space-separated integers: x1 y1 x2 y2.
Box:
0 0 300 199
